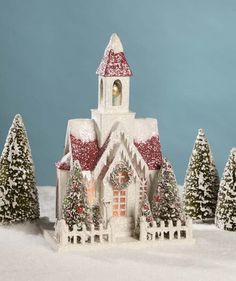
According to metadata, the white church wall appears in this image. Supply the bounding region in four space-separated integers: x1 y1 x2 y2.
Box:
56 169 70 219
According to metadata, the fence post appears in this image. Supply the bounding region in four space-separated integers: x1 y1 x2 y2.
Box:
186 218 193 240
160 221 165 240
81 224 87 245
107 223 112 243
91 224 95 244
55 219 68 247
99 223 104 243
168 220 173 240
72 224 77 244
139 216 147 242
152 221 157 241
177 220 181 239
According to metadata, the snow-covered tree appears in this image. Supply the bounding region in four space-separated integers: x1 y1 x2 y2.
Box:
91 203 103 229
62 162 92 230
140 193 153 226
151 158 184 223
0 114 39 224
183 129 219 221
215 148 236 231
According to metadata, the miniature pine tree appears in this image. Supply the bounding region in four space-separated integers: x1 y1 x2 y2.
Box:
0 114 39 224
151 158 184 223
140 193 153 225
62 162 92 230
91 203 103 229
215 148 236 231
183 129 219 221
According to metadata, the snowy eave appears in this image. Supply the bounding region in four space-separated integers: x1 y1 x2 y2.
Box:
67 119 97 142
56 153 71 171
133 118 159 143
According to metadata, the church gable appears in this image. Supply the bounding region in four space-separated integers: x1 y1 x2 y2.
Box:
102 142 141 184
94 126 151 181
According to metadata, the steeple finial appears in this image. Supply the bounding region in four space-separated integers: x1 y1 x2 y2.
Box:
105 33 123 53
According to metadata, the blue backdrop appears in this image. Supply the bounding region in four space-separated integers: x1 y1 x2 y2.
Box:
0 0 235 186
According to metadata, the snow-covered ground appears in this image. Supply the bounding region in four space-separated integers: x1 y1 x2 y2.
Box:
0 186 236 281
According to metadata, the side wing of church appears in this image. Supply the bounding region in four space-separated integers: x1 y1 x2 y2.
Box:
56 33 162 238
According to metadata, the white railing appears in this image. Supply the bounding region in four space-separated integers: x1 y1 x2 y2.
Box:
54 219 112 246
54 217 193 247
139 216 193 242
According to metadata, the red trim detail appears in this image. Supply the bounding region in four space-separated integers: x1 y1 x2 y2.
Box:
55 161 70 171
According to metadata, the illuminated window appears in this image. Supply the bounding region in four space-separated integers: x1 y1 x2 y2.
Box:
112 80 122 106
112 189 127 217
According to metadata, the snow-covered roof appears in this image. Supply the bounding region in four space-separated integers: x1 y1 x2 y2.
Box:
96 33 133 77
56 152 71 171
66 119 99 171
133 118 159 142
62 118 162 172
133 119 162 170
68 119 96 142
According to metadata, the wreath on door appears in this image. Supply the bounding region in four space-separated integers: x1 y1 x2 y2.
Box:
110 161 133 189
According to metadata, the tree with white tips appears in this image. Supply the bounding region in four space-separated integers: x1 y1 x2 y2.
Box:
91 203 103 229
151 158 184 223
0 114 39 224
140 193 153 225
62 161 92 230
215 148 236 231
183 129 219 221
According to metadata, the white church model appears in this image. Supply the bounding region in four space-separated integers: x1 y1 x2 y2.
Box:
52 34 193 248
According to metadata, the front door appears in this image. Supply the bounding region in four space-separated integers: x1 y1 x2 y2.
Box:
112 189 127 217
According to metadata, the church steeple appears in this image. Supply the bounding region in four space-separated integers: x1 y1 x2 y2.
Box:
91 33 135 145
96 33 132 113
96 33 132 77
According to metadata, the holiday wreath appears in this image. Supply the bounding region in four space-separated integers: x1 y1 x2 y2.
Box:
110 161 133 189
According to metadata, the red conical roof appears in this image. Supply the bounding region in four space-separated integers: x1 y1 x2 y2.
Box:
96 33 133 77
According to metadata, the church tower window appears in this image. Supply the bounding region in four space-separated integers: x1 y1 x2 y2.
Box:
112 80 122 106
100 79 103 103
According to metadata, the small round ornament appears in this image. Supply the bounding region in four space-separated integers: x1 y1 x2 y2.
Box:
76 206 83 214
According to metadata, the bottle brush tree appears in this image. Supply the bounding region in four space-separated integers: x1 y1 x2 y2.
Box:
0 114 40 224
183 129 219 221
140 193 153 226
62 161 92 230
91 203 103 229
215 148 236 231
151 158 184 224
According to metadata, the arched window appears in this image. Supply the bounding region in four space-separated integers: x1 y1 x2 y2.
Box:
100 79 103 103
112 80 122 106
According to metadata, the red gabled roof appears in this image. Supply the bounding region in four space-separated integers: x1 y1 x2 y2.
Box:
96 33 132 77
96 49 132 77
134 136 163 170
70 134 99 171
63 118 162 172
69 134 162 172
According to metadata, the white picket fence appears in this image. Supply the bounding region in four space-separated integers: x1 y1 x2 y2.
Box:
139 216 193 242
54 217 193 247
54 219 112 246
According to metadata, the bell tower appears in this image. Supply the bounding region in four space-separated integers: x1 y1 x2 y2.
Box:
91 33 136 145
